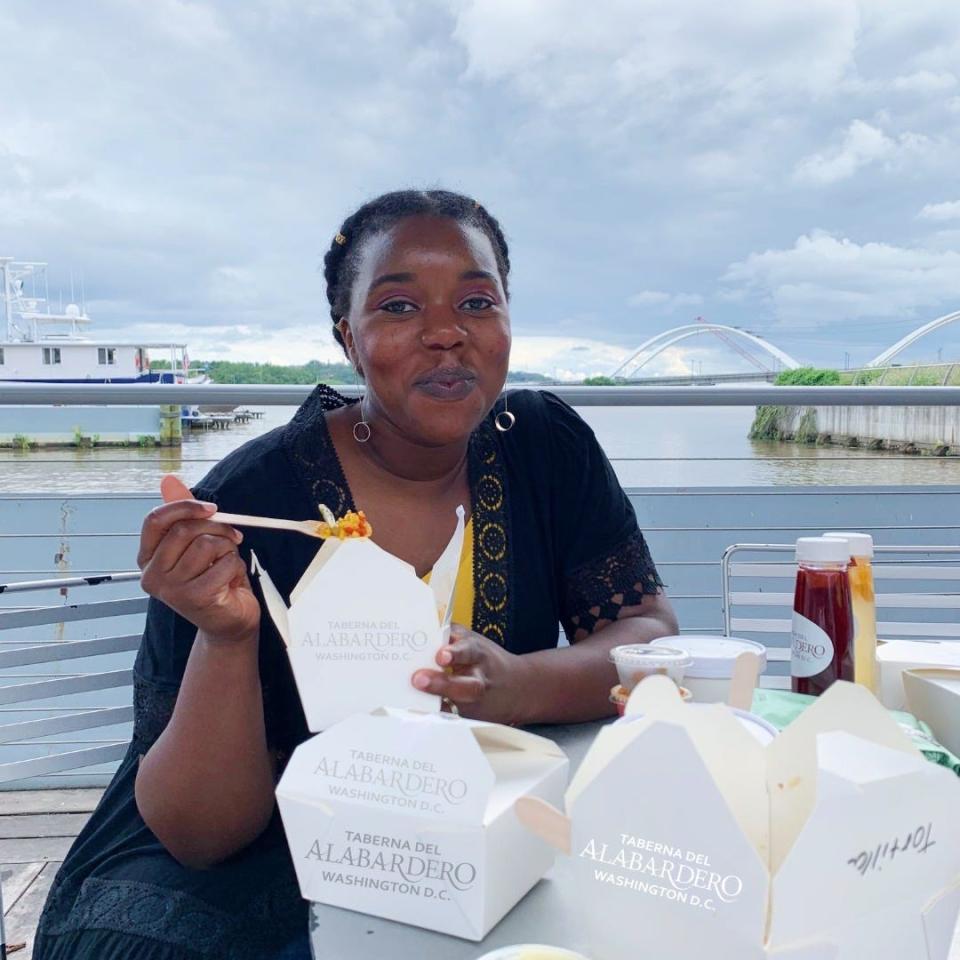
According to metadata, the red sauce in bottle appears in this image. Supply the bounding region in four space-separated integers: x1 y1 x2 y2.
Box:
791 538 854 696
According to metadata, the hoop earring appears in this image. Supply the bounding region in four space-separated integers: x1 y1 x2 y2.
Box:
494 391 516 433
352 366 371 443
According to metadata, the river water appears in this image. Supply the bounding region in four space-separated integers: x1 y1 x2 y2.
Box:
2 403 959 493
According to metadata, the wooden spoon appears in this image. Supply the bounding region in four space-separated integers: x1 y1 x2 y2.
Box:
210 511 326 540
160 476 327 540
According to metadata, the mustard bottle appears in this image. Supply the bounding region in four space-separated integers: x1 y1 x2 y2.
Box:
824 532 878 694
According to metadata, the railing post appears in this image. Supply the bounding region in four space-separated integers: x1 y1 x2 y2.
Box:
159 404 182 446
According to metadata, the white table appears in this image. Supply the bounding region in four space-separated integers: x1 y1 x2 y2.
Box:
308 718 960 959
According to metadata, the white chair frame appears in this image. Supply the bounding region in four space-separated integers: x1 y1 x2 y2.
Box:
721 543 960 678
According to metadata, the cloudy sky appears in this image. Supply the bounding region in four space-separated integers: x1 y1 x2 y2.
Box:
2 0 959 379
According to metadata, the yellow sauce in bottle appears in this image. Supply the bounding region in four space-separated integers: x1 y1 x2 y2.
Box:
848 555 878 694
824 532 878 695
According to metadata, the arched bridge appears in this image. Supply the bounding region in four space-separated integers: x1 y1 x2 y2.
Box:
866 310 960 368
612 322 801 379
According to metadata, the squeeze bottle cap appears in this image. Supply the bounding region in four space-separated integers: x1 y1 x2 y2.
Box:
796 536 850 565
822 531 875 558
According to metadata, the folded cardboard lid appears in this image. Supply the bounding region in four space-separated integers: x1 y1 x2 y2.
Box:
565 680 925 878
567 677 769 860
288 506 464 622
277 709 566 826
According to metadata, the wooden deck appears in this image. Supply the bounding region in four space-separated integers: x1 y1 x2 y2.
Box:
0 789 100 959
0 788 957 958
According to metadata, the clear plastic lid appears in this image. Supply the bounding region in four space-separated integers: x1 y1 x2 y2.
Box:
795 536 851 565
822 531 875 558
609 645 693 669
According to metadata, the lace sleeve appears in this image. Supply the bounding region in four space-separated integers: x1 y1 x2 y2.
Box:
131 672 178 754
130 670 293 772
561 530 665 643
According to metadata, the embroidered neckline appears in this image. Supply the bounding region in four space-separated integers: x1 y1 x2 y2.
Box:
280 384 511 647
467 419 510 646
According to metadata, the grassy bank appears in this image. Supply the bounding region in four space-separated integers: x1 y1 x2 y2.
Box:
749 368 839 441
749 365 958 454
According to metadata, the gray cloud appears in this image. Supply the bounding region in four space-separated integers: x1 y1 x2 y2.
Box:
1 0 959 373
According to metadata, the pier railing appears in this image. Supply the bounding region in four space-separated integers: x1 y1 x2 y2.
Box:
2 381 960 407
0 384 958 788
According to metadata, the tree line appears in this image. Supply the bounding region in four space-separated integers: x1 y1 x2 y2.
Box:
151 359 549 385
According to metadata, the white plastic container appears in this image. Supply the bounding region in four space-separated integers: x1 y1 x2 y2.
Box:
608 644 692 691
476 948 590 960
649 634 767 702
616 703 779 745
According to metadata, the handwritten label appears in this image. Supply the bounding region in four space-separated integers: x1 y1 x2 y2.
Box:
848 823 935 876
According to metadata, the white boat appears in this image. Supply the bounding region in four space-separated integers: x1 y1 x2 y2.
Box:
0 257 190 385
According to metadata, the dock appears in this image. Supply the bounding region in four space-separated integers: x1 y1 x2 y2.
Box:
182 409 265 431
1 789 99 958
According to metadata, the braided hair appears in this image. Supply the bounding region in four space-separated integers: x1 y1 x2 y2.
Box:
323 189 511 351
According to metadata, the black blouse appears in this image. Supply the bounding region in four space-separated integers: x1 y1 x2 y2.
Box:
35 387 663 960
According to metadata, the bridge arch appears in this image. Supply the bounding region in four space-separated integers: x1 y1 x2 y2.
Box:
866 310 960 368
612 323 801 378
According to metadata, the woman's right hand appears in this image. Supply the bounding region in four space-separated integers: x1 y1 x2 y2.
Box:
137 475 261 642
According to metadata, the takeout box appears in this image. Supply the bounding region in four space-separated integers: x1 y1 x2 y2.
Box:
517 677 960 960
251 508 465 730
878 639 960 710
904 668 960 759
276 708 569 940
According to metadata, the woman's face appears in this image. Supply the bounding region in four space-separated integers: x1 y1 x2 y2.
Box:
339 214 511 448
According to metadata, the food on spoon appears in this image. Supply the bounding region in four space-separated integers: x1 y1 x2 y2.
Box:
314 504 373 540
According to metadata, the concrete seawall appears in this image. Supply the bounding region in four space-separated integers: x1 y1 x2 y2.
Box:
0 405 181 447
779 404 960 453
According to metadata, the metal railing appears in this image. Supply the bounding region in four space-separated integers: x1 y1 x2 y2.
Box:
0 384 958 787
2 382 960 406
722 544 960 643
0 575 144 785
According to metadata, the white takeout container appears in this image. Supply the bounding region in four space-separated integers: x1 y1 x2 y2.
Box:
516 676 960 960
276 708 569 941
877 640 960 711
650 635 767 702
609 644 691 691
252 507 465 731
903 668 960 758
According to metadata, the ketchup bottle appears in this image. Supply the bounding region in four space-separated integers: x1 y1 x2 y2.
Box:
791 537 855 696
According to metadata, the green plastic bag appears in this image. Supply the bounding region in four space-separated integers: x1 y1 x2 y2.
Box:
751 688 960 777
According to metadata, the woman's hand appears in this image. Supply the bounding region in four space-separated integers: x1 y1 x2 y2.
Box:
411 624 532 725
138 475 260 643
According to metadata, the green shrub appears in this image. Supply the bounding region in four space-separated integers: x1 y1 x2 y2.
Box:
749 405 788 440
582 375 617 386
795 409 819 443
774 367 841 386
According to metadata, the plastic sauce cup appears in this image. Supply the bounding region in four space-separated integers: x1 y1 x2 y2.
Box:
610 683 692 716
649 635 767 702
609 645 692 692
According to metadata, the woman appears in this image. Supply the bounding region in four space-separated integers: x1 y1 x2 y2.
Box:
35 189 677 960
